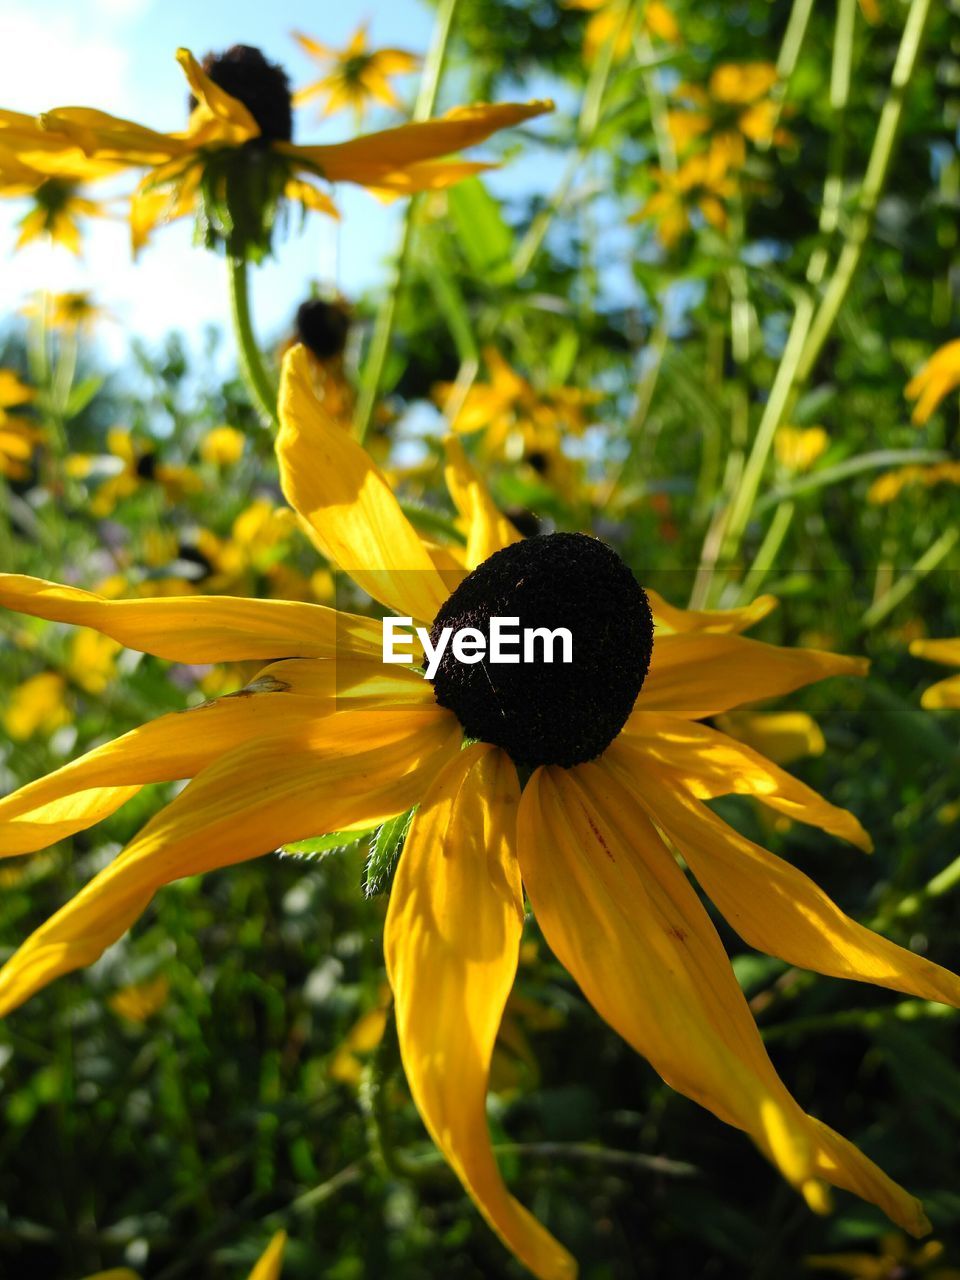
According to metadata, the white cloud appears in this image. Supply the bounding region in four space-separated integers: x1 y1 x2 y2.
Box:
0 12 132 115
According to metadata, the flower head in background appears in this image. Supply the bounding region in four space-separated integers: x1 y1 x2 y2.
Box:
867 460 960 505
68 427 202 517
775 425 830 472
22 290 107 335
5 46 550 259
292 24 419 124
1 346 959 1276
807 1233 959 1279
668 62 789 164
631 135 737 247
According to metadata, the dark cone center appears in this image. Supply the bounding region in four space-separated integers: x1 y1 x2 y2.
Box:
429 532 654 768
296 299 351 360
199 45 293 143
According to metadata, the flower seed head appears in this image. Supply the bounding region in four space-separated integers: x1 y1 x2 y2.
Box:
429 532 654 768
296 298 351 360
200 45 293 142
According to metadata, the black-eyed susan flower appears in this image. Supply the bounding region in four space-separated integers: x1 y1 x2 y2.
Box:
199 423 245 466
434 346 597 495
911 637 960 710
21 289 107 334
291 24 419 124
3 347 960 1278
905 338 960 425
867 460 960 505
68 427 203 516
13 45 549 259
631 135 738 247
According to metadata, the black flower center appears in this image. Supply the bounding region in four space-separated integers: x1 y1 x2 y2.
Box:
429 532 654 768
199 45 293 143
296 299 351 360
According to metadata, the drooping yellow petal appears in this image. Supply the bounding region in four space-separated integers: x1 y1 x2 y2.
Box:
0 705 459 1017
386 744 575 1280
248 1230 287 1280
443 436 520 569
175 48 260 138
631 767 960 1009
0 575 382 662
277 345 449 620
715 709 826 765
910 637 960 668
646 588 778 635
615 715 871 849
518 762 930 1235
639 632 867 719
284 177 340 219
40 108 186 165
919 674 960 710
285 99 552 183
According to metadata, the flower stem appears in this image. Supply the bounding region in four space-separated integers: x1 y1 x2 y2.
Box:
227 254 278 428
353 0 459 445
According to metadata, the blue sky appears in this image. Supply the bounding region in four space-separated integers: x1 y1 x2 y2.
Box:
0 0 563 361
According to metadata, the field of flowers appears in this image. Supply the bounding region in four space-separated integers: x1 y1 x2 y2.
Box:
1 1 959 1277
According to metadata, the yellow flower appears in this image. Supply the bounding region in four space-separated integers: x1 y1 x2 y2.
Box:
2 345 960 1276
3 671 70 740
867 460 960 506
434 347 597 496
77 427 203 517
200 424 245 465
632 135 737 247
22 290 106 334
566 0 681 64
10 45 550 257
775 425 830 472
0 368 42 481
292 24 419 124
667 61 788 162
807 1232 960 1278
109 973 170 1022
67 628 121 695
905 338 960 425
910 637 960 710
329 985 392 1085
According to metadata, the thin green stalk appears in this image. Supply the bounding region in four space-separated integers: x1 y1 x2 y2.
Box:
796 0 933 381
227 254 278 428
511 0 634 279
707 0 932 579
807 0 856 287
353 0 459 443
762 0 816 147
861 525 958 629
739 500 796 600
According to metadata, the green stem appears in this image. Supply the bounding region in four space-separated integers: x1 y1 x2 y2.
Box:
739 501 796 600
353 0 459 444
227 254 278 428
861 525 959 629
762 0 816 148
510 0 633 279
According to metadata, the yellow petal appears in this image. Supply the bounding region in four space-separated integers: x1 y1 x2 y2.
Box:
284 176 340 219
631 767 960 1009
639 632 867 719
920 674 960 709
386 744 575 1280
646 588 778 635
615 716 871 849
0 574 382 662
0 659 421 856
277 345 449 620
443 436 520 569
910 637 960 669
175 48 260 137
715 709 826 765
0 705 459 1016
518 762 930 1235
40 108 185 165
248 1230 287 1280
285 100 552 183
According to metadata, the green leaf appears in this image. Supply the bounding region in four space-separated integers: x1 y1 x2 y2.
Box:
64 375 105 418
280 828 375 862
364 808 415 898
447 178 515 282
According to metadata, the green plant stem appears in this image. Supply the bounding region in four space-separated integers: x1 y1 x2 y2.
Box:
763 0 816 147
861 525 959 629
227 254 278 428
739 501 796 599
353 0 459 443
510 0 633 279
709 0 932 576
